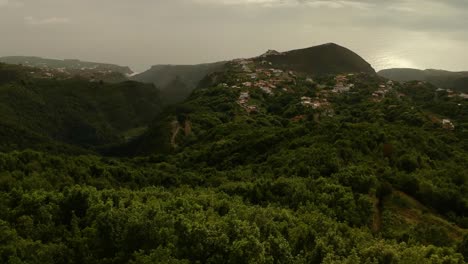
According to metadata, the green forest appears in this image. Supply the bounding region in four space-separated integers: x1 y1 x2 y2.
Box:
0 61 467 264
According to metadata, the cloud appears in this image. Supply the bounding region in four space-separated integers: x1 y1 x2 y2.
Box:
191 0 373 8
305 0 373 9
24 16 71 25
0 0 23 8
191 0 293 6
190 0 467 12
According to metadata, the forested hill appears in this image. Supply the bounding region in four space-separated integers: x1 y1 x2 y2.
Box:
378 68 468 93
0 56 133 75
1 47 468 263
0 63 162 153
0 56 133 83
131 62 226 104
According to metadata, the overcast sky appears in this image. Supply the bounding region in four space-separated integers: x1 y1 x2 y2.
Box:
1 0 467 72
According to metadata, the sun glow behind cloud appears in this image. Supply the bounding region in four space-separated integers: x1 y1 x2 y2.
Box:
370 54 418 71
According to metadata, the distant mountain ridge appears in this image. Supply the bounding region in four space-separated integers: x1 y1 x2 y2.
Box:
0 56 133 75
378 68 468 93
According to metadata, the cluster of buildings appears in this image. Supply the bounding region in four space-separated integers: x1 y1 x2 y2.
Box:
442 119 455 130
230 59 305 113
332 74 355 93
436 87 468 99
27 66 122 82
300 96 329 110
372 81 395 101
237 91 258 113
437 88 468 100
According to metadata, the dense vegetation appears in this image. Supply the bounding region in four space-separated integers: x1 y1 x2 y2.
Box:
378 68 468 93
0 57 467 263
132 62 226 104
0 63 161 153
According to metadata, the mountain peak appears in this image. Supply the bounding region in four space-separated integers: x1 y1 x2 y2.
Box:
255 43 375 76
321 42 341 46
259 49 283 58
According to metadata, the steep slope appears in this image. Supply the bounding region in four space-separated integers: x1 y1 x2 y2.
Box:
256 43 376 75
159 77 191 105
0 63 161 152
378 68 468 93
132 62 226 104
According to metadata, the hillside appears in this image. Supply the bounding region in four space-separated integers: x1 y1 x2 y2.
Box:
256 43 376 75
0 56 133 74
0 63 162 152
1 48 468 263
378 68 468 93
126 56 468 236
132 62 226 104
133 43 375 105
0 56 133 83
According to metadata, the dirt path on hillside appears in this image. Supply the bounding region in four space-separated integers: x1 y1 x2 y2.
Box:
170 121 181 148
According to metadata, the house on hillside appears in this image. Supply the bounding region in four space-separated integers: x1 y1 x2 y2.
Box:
248 73 257 80
333 83 351 93
301 96 313 107
260 86 273 95
242 65 252 73
442 119 455 130
335 75 347 83
243 82 252 87
447 89 456 98
246 105 258 113
239 92 249 100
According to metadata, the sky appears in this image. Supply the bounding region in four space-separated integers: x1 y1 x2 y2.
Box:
0 0 467 72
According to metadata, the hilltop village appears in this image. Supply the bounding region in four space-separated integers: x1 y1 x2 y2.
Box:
219 58 394 114
23 66 127 82
211 58 464 131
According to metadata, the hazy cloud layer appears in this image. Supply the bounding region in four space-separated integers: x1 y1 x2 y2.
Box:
0 0 467 72
24 16 70 25
0 0 23 8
